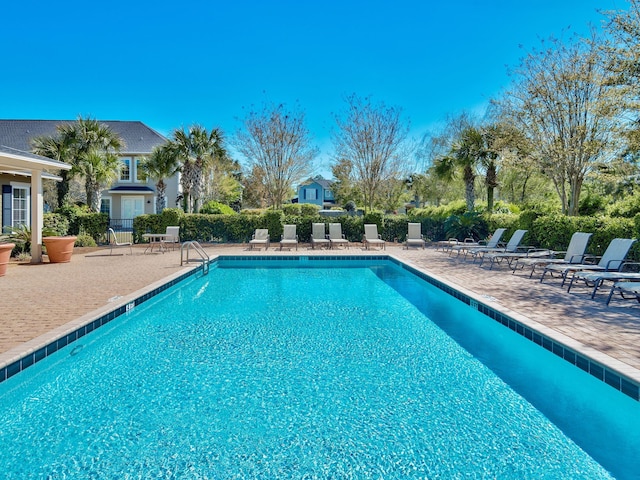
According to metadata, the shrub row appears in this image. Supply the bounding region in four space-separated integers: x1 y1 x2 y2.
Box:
126 208 640 261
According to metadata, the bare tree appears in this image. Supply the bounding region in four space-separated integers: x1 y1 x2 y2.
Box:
603 0 640 154
498 33 618 215
234 103 317 209
332 95 411 212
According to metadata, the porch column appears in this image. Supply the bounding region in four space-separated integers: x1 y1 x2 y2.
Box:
29 169 43 263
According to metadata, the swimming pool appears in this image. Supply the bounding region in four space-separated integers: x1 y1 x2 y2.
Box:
0 257 638 478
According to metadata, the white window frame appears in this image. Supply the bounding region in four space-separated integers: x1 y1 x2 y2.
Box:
135 157 145 183
100 197 112 217
11 182 30 227
120 157 132 182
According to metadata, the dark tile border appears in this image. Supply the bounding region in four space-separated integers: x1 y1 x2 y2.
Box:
398 261 640 402
0 267 203 384
2 255 639 403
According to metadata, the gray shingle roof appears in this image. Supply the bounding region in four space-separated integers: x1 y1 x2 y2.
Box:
0 120 167 155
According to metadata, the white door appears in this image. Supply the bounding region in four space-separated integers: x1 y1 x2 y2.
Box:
121 196 144 219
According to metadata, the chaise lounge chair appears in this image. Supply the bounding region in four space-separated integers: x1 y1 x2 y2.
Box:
449 228 506 258
540 238 636 286
405 223 426 249
249 228 270 250
606 281 640 306
328 223 349 249
279 224 298 251
470 229 527 264
363 224 385 250
566 262 640 298
434 237 464 252
108 228 132 255
310 223 330 249
512 232 592 278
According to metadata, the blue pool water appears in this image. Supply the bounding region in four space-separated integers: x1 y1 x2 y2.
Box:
0 260 639 478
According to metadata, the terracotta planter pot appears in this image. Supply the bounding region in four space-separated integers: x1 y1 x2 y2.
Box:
43 236 77 263
0 243 15 276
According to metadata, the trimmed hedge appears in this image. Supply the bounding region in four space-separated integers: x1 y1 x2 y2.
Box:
128 209 640 260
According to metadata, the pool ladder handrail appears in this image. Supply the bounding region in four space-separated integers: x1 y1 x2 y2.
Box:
180 241 210 275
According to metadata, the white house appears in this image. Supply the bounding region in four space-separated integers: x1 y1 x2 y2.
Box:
0 120 178 231
297 176 336 208
0 145 71 262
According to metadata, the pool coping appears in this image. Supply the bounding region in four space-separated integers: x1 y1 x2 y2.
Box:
1 254 638 402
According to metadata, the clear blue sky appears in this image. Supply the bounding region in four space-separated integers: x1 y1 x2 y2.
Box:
0 0 624 175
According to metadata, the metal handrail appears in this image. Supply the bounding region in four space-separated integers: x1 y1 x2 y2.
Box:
180 241 210 275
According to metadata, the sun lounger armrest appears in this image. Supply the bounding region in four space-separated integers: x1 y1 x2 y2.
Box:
621 262 640 273
583 254 600 265
604 258 625 271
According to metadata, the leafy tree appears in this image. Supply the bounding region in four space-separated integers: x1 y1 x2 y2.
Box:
603 0 640 152
330 157 363 207
235 103 317 209
140 143 180 213
332 94 410 212
499 33 618 215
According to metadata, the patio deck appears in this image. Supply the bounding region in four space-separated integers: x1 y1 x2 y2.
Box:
1 242 639 386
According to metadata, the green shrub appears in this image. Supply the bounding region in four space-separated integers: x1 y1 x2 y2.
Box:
74 233 97 247
443 212 488 241
606 192 640 218
263 210 284 240
383 215 409 242
362 211 384 228
77 212 108 241
300 203 320 216
161 208 183 226
199 201 236 215
43 213 70 236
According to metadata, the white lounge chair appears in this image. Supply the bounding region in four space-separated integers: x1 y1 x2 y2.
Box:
512 232 592 278
108 228 132 255
279 224 298 251
310 223 330 249
249 229 270 250
405 223 425 249
363 224 385 250
541 238 636 286
161 226 180 251
328 223 349 249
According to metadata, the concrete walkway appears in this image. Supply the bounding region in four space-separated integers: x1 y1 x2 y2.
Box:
1 242 639 384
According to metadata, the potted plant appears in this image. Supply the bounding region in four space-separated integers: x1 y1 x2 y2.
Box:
0 230 16 276
42 227 77 263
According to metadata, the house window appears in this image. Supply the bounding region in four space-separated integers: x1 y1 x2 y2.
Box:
100 197 112 217
135 157 145 183
306 188 317 200
120 157 132 182
12 186 29 227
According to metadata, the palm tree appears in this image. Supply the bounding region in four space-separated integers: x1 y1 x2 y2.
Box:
32 116 124 210
435 126 485 212
170 125 227 213
140 143 180 213
31 134 74 208
75 149 122 212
